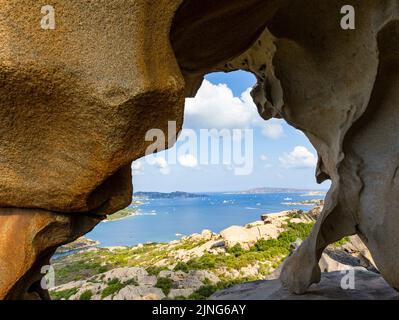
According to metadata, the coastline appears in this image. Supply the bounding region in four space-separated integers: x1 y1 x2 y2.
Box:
104 207 140 222
51 204 342 300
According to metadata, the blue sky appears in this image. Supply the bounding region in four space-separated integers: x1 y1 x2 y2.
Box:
133 71 330 192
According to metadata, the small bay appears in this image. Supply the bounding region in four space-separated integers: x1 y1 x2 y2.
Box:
86 192 325 247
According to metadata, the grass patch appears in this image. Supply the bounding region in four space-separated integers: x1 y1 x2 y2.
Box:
332 236 350 247
55 260 110 284
227 244 246 257
50 288 78 300
101 279 125 299
174 222 315 274
156 277 174 296
100 277 139 299
174 262 190 273
124 278 139 286
186 280 243 300
146 266 167 276
79 290 93 300
173 240 207 251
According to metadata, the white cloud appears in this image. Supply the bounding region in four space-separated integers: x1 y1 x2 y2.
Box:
148 156 171 175
178 154 198 168
185 80 286 140
260 154 268 161
131 160 144 175
185 81 259 129
279 146 317 169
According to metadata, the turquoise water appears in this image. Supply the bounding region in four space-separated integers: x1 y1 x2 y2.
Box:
86 192 325 247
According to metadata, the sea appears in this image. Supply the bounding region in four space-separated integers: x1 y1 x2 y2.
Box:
85 192 325 247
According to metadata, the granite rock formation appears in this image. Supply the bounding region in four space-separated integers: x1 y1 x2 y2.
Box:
210 269 399 300
1 0 399 299
172 0 399 295
0 0 184 299
0 208 100 299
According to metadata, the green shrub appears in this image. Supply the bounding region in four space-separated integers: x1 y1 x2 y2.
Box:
50 288 78 300
173 262 189 273
124 278 139 286
156 277 174 296
227 244 245 257
101 278 125 299
173 222 315 274
333 236 350 247
187 280 242 300
79 290 93 300
147 266 167 276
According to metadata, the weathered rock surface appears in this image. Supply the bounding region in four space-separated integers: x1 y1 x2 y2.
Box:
173 0 399 296
111 286 165 301
159 270 219 290
0 208 101 299
51 266 219 300
0 0 185 214
0 0 186 299
50 208 376 300
221 210 315 250
210 269 399 300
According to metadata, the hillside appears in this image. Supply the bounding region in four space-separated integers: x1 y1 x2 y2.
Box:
49 204 376 300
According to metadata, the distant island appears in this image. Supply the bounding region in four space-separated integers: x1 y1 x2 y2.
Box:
282 199 324 206
133 191 208 199
234 187 327 195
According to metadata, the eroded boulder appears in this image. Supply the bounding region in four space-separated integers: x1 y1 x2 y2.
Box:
210 269 399 300
0 208 100 299
0 0 185 215
0 0 185 299
172 0 399 295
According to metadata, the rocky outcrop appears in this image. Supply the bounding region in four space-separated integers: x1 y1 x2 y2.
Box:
210 269 399 300
0 208 101 299
172 0 399 295
111 286 165 301
0 0 186 299
50 267 219 300
49 206 381 300
220 211 300 249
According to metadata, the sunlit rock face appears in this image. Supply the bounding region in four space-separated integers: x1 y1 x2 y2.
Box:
0 0 185 299
1 0 399 299
0 0 185 215
0 208 101 299
171 0 399 294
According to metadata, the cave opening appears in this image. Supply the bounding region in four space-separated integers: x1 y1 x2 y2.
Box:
50 70 329 300
82 70 329 247
49 70 329 300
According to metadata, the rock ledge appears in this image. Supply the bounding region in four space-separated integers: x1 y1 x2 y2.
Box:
210 269 399 300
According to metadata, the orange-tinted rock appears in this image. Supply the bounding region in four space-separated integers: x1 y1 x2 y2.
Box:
0 0 185 215
0 208 101 299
